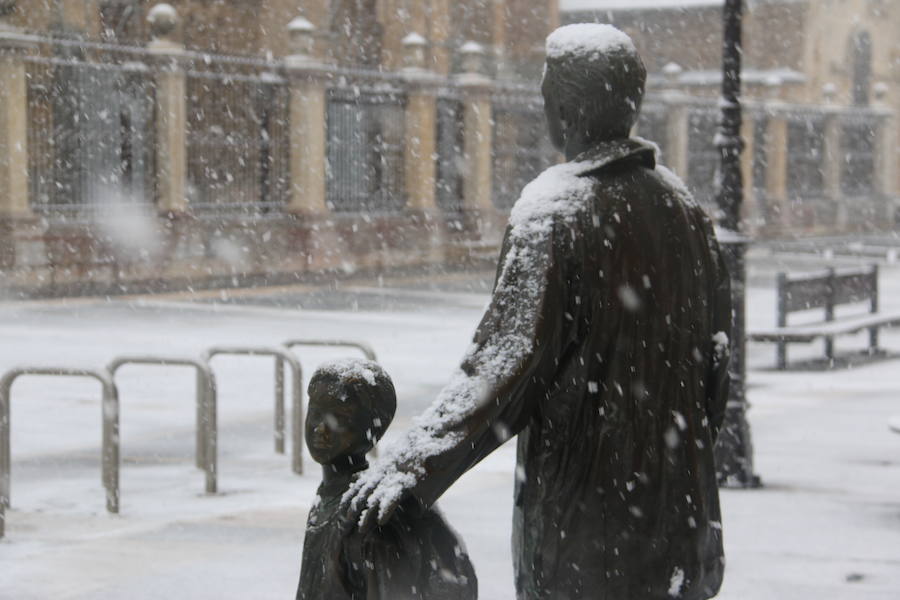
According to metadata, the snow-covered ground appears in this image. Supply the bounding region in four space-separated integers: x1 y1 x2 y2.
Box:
1 250 899 599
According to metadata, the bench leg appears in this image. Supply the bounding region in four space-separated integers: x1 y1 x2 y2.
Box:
869 327 879 355
825 336 834 363
777 341 787 370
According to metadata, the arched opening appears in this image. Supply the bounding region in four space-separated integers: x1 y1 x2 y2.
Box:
99 0 143 43
850 31 872 106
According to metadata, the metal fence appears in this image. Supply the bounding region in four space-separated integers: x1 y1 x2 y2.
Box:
326 82 407 213
185 65 290 214
435 93 465 214
25 48 157 220
786 114 826 199
840 114 877 198
636 103 669 160
491 91 555 211
18 36 892 232
686 108 720 212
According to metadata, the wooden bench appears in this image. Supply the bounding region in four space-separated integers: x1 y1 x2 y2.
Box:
748 264 900 369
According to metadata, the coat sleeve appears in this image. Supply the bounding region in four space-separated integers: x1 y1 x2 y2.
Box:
358 219 572 514
706 233 733 443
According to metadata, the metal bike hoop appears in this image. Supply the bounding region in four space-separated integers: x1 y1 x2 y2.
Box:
107 356 217 494
202 346 304 475
0 367 120 539
282 339 378 363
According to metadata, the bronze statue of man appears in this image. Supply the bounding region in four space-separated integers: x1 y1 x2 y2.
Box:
345 23 732 600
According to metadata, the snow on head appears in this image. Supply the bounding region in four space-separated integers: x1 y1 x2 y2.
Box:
314 358 381 387
546 23 635 61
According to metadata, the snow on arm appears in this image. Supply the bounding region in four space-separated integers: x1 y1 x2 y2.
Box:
347 163 595 522
712 331 730 367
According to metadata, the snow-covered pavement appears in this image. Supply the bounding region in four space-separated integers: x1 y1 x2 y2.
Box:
1 253 899 599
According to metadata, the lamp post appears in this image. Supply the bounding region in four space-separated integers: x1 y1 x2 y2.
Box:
713 0 761 488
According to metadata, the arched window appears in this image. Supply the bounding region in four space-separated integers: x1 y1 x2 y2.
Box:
330 0 383 68
850 31 872 106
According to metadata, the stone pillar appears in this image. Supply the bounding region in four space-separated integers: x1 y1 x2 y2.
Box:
822 104 844 231
763 104 789 234
457 42 497 240
0 12 33 220
873 84 897 226
401 33 443 261
401 33 438 214
662 89 690 180
0 6 37 272
740 111 758 235
147 4 188 214
285 18 329 217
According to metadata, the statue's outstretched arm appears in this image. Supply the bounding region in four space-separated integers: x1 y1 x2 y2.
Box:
344 222 572 530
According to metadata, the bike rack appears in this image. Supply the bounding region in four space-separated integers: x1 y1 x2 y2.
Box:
0 367 120 539
202 346 304 475
282 339 378 363
107 357 217 495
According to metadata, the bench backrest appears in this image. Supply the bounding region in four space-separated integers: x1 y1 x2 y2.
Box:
777 264 878 327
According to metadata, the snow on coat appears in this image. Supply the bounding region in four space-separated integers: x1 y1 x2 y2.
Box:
349 137 731 600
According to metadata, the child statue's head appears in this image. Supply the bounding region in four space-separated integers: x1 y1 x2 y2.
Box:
305 358 396 466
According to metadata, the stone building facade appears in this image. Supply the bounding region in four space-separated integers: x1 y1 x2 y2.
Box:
0 1 559 297
563 0 898 236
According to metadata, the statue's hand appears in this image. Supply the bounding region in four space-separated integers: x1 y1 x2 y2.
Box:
341 461 419 535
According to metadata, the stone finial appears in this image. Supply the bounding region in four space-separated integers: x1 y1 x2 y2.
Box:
402 32 427 71
764 74 783 100
148 3 179 41
663 62 684 79
821 82 837 104
662 62 683 84
288 16 316 58
460 41 486 75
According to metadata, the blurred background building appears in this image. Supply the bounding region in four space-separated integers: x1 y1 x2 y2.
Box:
563 0 899 237
0 0 560 296
0 0 897 297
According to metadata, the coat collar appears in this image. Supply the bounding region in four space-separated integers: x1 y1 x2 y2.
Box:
571 137 657 177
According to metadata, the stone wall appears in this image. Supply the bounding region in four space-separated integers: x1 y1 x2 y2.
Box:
0 4 552 298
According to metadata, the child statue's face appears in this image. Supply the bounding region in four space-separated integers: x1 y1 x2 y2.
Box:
305 390 373 465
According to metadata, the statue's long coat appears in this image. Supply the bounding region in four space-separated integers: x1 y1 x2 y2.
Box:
410 138 731 600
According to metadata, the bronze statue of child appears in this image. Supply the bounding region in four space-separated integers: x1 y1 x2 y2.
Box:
296 358 477 600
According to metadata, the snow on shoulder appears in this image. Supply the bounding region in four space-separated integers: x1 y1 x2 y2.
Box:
546 23 635 61
508 162 596 236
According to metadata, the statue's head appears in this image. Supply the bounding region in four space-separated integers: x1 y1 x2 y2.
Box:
542 24 646 149
305 359 396 465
